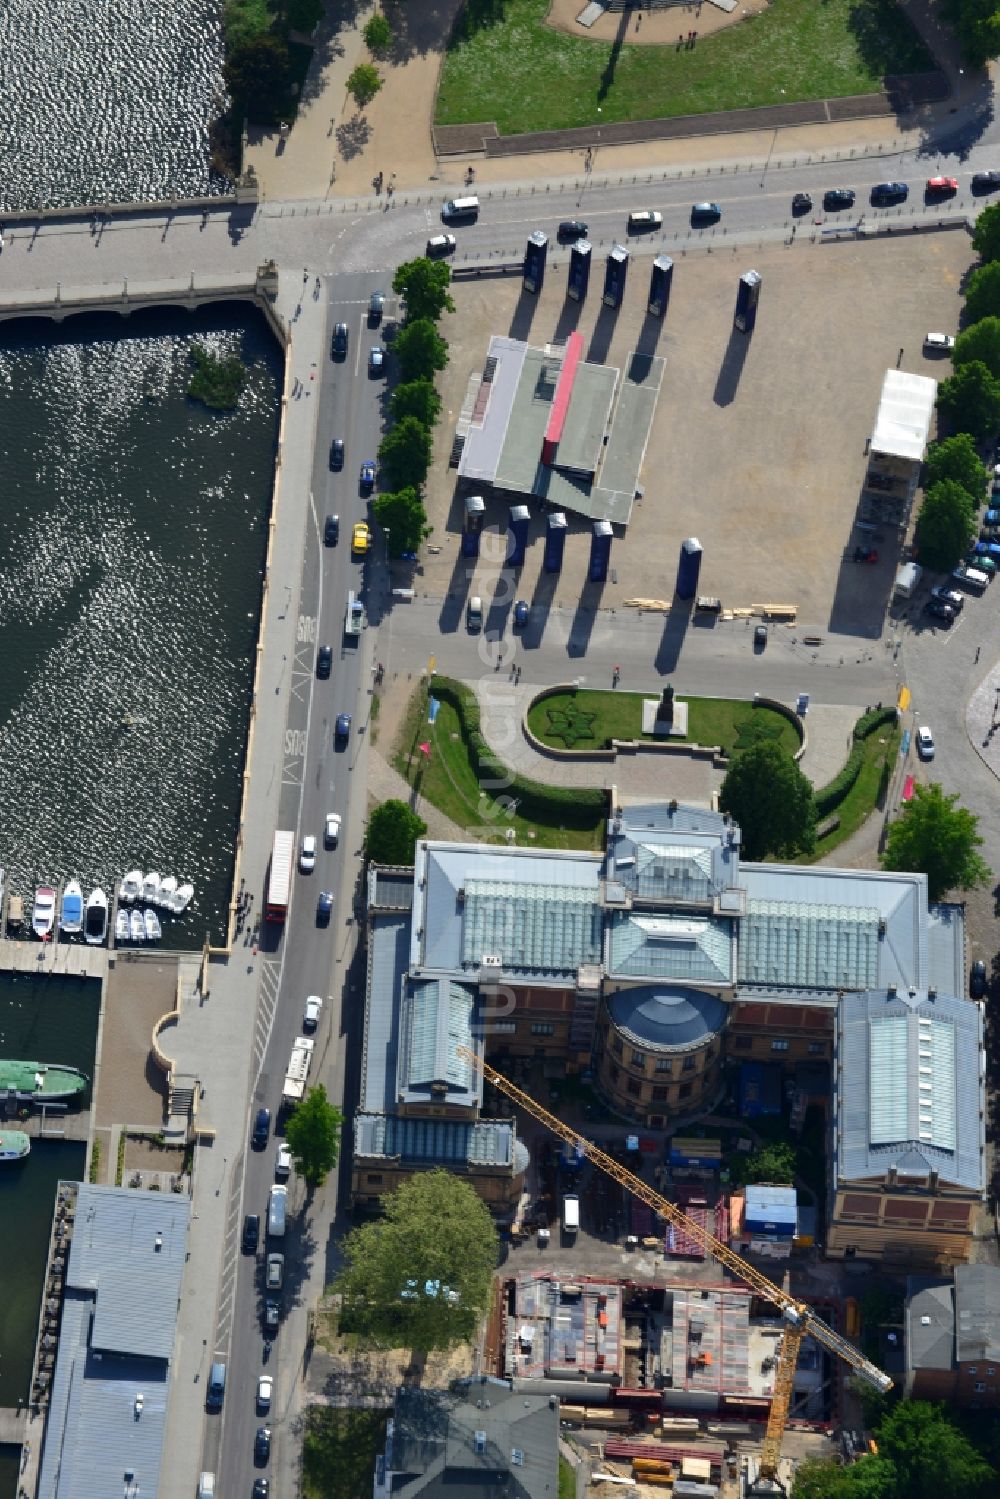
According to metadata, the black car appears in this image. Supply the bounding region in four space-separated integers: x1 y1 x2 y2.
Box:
753 624 768 650
972 171 1000 193
242 1214 260 1253
255 1426 272 1465
368 291 385 325
253 1482 270 1499
263 1299 280 1334
823 188 856 210
331 322 349 359
329 438 344 471
251 1107 271 1150
970 959 988 998
557 219 588 241
335 712 352 745
871 181 908 205
316 645 332 679
791 193 812 215
924 597 956 625
324 514 340 546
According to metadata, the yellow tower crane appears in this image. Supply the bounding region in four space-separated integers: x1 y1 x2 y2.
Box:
457 1048 892 1493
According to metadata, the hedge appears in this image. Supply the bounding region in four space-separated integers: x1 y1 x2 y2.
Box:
432 676 606 829
814 706 897 819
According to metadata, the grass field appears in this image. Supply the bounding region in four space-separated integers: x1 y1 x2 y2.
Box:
436 0 934 134
527 689 801 757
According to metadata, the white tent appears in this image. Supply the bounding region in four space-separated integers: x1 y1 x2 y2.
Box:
871 369 937 464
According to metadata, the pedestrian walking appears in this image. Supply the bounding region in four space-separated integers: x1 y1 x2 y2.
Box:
302 267 308 281
678 33 684 47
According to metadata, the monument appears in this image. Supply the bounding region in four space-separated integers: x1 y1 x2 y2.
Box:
642 682 688 738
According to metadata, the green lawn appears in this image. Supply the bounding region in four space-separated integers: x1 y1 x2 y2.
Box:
560 1455 577 1499
527 689 801 758
436 0 933 134
393 685 605 850
793 722 899 863
302 1408 388 1499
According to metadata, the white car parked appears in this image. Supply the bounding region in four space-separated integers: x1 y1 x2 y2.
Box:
916 725 935 761
256 1374 273 1413
303 994 323 1030
923 331 955 353
275 1143 293 1179
299 835 316 873
324 813 341 847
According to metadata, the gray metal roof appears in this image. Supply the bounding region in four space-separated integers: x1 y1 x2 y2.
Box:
37 1186 190 1499
607 910 734 985
461 879 602 978
741 864 927 991
925 902 966 1000
368 866 416 913
835 989 984 1192
397 977 480 1107
607 983 728 1053
353 1112 516 1168
955 1264 1000 1363
609 807 740 905
386 1378 559 1499
905 1276 955 1372
738 899 880 991
362 913 411 1114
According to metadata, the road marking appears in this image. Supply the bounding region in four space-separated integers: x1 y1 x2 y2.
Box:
940 613 966 646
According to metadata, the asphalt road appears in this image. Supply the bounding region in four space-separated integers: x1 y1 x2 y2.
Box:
211 271 390 1499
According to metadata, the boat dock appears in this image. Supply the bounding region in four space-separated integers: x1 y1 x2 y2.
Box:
0 933 108 979
0 1404 42 1495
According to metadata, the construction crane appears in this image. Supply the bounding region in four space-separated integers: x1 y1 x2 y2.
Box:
458 1048 892 1493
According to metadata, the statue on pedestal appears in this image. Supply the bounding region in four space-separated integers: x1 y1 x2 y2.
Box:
659 685 675 726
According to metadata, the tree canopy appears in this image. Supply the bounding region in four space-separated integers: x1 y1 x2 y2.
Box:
284 1085 343 1190
729 1140 796 1188
719 740 816 861
363 14 393 53
365 799 428 865
391 378 443 429
953 316 1000 380
286 0 325 31
914 478 976 572
378 416 433 492
333 1170 498 1354
394 318 450 382
347 62 382 108
373 486 430 555
923 433 989 500
944 0 1000 69
224 34 293 122
965 258 1000 324
882 782 990 901
392 258 456 323
937 359 1000 443
792 1401 996 1499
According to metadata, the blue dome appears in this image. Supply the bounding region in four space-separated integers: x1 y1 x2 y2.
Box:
607 984 727 1052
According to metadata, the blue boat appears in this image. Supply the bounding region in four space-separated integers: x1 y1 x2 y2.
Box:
59 879 84 935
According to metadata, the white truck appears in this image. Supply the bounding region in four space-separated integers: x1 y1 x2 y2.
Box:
344 590 365 637
562 1193 580 1237
281 1035 315 1108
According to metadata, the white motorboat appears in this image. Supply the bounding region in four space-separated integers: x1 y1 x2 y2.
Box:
144 908 162 942
170 882 194 915
59 879 84 935
0 1129 30 1163
32 885 56 940
120 870 143 904
141 872 160 905
84 888 109 946
115 908 129 944
129 908 145 942
155 875 177 909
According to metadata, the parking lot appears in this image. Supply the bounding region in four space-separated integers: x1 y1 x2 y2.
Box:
421 230 970 637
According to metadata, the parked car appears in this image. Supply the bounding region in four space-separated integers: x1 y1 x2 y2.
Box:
691 201 722 224
359 463 375 497
964 552 996 576
512 599 530 629
916 725 935 760
628 209 662 231
974 540 1000 559
256 1375 273 1414
791 192 812 215
242 1213 260 1253
352 522 371 557
985 510 1000 525
263 1299 280 1335
972 171 1000 193
426 233 456 257
557 219 588 241
331 322 349 359
924 598 956 626
324 514 340 545
317 890 334 923
316 645 332 679
253 1482 270 1499
823 188 855 210
255 1427 272 1465
275 1143 293 1180
251 1108 270 1150
930 585 963 613
926 175 959 195
368 291 385 324
303 994 324 1030
335 712 352 744
923 331 955 353
299 835 316 874
265 1254 284 1291
970 959 988 999
329 438 344 471
871 181 908 205
753 624 768 650
368 346 385 377
324 813 341 847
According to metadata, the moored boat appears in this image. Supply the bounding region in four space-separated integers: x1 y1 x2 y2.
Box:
119 870 143 904
0 1129 31 1163
84 888 108 946
144 908 162 942
170 882 194 915
59 879 84 935
129 908 145 943
32 885 56 940
0 1059 88 1103
115 908 129 944
155 875 177 909
141 872 160 905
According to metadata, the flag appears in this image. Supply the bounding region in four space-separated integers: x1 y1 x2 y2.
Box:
418 742 431 757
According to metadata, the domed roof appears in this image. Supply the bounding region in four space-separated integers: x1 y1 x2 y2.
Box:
607 984 727 1053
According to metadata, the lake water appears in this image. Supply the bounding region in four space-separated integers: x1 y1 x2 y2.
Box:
0 0 228 212
0 303 282 947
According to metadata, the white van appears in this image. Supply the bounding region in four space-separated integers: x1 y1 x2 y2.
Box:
562 1193 580 1237
268 1184 287 1239
197 1476 216 1499
442 195 479 223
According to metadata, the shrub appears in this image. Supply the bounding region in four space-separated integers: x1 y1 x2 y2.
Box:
814 706 897 818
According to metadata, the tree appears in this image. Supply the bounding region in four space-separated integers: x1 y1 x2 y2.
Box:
945 0 1000 69
953 316 1000 380
914 478 976 572
333 1170 498 1355
378 417 432 492
365 800 427 864
792 1455 894 1499
373 486 430 555
923 433 989 501
729 1140 796 1188
363 13 393 53
882 782 990 901
937 360 1000 442
391 378 443 429
875 1400 995 1499
972 198 1000 262
965 259 1000 324
392 258 456 323
719 740 816 861
394 318 449 382
287 0 325 32
224 35 293 122
284 1085 343 1190
346 62 382 108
